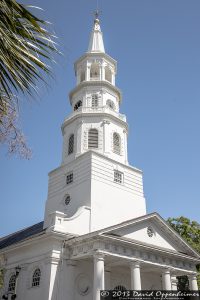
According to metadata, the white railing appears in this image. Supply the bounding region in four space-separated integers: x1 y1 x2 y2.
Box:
64 106 126 122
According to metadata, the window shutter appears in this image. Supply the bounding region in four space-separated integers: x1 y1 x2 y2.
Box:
68 134 74 155
91 94 98 108
88 129 98 149
113 132 120 155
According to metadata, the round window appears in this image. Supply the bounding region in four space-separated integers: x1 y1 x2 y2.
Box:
64 195 71 206
147 226 154 237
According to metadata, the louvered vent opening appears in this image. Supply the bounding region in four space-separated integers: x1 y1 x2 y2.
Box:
113 132 120 155
88 129 98 149
92 94 98 108
68 134 74 155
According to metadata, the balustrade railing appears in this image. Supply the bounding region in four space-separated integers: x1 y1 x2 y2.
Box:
65 106 126 122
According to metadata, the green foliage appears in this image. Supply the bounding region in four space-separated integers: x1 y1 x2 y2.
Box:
167 217 200 254
167 216 200 289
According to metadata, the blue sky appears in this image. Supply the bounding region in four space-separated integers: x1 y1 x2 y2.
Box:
0 0 200 237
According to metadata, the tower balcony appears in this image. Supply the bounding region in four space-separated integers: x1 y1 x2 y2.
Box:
64 106 126 123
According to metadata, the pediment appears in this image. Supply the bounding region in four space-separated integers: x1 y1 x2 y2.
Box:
100 213 199 258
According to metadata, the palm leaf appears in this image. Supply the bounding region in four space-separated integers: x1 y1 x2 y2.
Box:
0 0 59 114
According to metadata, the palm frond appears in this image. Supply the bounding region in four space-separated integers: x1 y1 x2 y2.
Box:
0 0 59 108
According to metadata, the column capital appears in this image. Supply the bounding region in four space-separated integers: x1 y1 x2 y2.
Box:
189 273 198 278
130 261 140 268
123 129 128 134
93 251 105 261
162 268 171 275
102 120 110 125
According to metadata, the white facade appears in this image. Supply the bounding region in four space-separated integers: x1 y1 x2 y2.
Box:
0 16 199 300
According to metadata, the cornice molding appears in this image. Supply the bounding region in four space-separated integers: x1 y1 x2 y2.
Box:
74 52 117 70
61 110 128 133
69 80 122 103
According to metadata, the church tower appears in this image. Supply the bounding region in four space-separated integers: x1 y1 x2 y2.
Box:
44 16 146 234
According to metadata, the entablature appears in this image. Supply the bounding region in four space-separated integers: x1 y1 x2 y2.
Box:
61 109 128 135
65 235 200 274
74 52 117 73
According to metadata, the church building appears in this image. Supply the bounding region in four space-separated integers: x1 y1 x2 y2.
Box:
0 15 199 300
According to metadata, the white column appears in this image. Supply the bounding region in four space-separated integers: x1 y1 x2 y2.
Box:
162 269 172 290
130 262 141 290
123 129 128 164
93 253 105 300
171 276 178 290
99 64 102 80
189 274 198 291
86 64 91 81
42 258 59 300
76 120 84 156
111 71 115 85
101 64 105 81
102 120 110 154
77 70 81 85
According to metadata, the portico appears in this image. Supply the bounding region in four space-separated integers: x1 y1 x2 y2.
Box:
91 253 198 295
63 251 199 300
64 213 200 300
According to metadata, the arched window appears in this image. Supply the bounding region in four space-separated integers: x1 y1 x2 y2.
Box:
113 132 121 155
8 274 16 292
32 268 41 287
68 134 74 155
90 63 100 80
74 100 82 111
92 94 98 108
106 99 115 110
88 129 98 149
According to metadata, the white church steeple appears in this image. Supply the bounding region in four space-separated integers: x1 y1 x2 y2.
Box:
61 16 127 165
44 16 146 234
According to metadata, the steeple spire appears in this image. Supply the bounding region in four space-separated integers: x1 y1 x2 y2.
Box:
88 11 105 53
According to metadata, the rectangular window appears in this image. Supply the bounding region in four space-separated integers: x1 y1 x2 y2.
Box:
66 172 73 184
114 170 123 184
